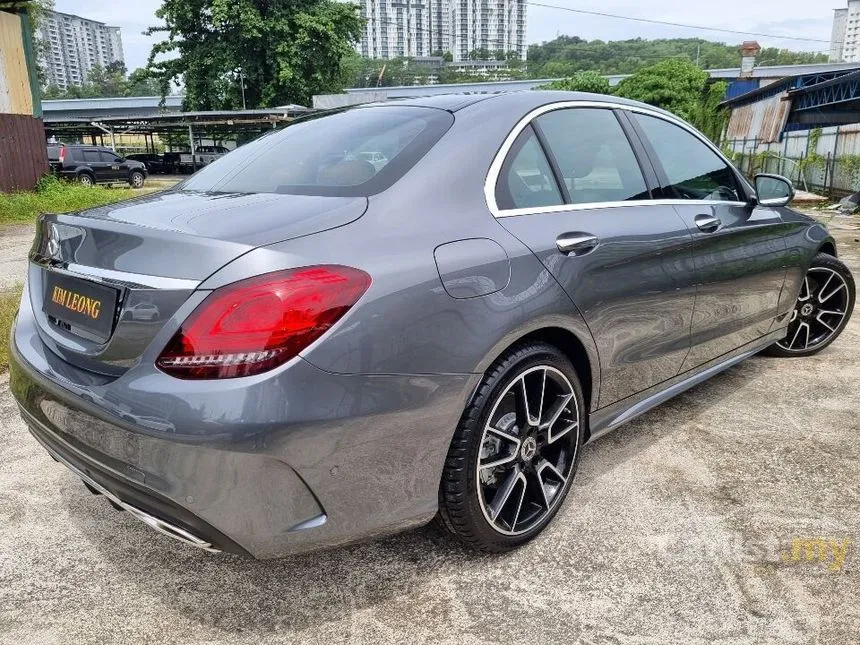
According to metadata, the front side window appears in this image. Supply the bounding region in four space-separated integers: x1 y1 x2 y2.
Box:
100 151 121 163
495 125 564 210
180 106 454 197
633 113 742 202
536 108 649 205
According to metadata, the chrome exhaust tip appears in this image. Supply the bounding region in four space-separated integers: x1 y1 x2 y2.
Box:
38 440 220 553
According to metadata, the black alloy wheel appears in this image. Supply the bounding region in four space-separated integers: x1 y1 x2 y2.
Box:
438 342 585 552
765 253 855 357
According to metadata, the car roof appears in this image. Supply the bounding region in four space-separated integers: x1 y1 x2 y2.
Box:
365 93 501 112
372 90 674 118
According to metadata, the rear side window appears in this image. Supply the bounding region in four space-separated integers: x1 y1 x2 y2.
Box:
495 125 564 210
536 108 649 205
632 113 742 202
82 149 100 163
181 106 454 197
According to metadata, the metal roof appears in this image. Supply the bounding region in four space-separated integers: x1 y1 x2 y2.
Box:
42 95 185 112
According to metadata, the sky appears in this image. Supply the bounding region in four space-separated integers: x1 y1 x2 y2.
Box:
55 0 837 73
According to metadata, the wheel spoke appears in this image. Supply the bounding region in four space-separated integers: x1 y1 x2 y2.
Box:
489 467 524 521
536 369 547 426
815 315 837 333
516 377 536 427
509 475 528 531
787 321 804 349
798 276 812 302
539 393 575 443
815 273 833 301
819 280 846 304
481 426 521 470
536 459 567 509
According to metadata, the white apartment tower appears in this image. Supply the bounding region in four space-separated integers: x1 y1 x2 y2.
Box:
39 10 125 91
353 0 525 61
830 1 860 63
448 0 527 62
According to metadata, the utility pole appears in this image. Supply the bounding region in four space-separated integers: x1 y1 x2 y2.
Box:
696 44 701 67
239 69 247 110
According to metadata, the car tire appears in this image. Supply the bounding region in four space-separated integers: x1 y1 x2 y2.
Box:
438 341 585 552
78 172 94 187
763 252 855 357
129 171 145 188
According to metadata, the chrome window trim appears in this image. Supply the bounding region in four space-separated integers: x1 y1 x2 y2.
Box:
493 199 750 219
485 100 748 218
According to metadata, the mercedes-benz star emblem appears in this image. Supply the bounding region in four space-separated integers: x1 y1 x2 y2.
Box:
46 226 60 259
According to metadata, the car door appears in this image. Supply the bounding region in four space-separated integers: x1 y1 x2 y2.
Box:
80 148 109 181
626 112 788 370
494 106 698 407
99 149 126 181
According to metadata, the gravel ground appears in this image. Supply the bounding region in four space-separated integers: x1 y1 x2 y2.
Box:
0 217 858 645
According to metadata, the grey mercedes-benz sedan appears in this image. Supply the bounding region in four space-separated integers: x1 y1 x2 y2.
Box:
10 92 855 557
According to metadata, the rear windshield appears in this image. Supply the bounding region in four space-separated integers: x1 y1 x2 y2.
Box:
180 106 454 197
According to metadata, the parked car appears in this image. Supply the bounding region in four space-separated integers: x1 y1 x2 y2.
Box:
169 145 231 172
14 93 855 558
47 144 148 187
126 153 175 175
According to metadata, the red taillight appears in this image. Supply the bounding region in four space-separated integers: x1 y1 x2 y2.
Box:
156 265 371 379
58 147 66 164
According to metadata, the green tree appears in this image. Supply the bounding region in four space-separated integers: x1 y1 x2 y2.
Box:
125 68 162 96
145 0 363 109
442 51 453 63
542 70 611 94
690 80 730 142
614 58 709 122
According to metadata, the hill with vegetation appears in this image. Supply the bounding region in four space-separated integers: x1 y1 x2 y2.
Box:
527 36 828 78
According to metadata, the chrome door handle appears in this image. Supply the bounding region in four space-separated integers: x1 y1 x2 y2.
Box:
695 214 722 233
556 233 600 256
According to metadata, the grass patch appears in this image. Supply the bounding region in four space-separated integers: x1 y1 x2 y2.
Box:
0 175 161 227
0 285 22 373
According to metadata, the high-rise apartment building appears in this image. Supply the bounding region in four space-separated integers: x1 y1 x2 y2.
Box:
449 0 526 62
830 1 860 62
38 10 124 91
353 0 526 62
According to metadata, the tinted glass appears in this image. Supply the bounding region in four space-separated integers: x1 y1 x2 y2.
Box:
181 107 453 196
496 126 564 210
82 149 101 163
100 151 121 162
536 108 649 204
633 113 742 201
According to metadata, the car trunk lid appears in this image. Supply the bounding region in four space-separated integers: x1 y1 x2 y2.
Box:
29 190 368 375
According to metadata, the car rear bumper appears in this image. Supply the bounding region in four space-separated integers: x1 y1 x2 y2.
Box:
10 324 476 558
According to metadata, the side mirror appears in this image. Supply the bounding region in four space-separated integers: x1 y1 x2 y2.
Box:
755 173 794 207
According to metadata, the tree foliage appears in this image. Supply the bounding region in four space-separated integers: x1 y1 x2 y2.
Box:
545 59 730 142
527 36 828 78
614 58 710 122
42 63 161 99
145 0 363 109
542 70 611 94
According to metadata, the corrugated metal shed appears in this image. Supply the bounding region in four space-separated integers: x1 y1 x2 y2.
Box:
725 91 791 143
0 112 48 191
725 80 760 100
